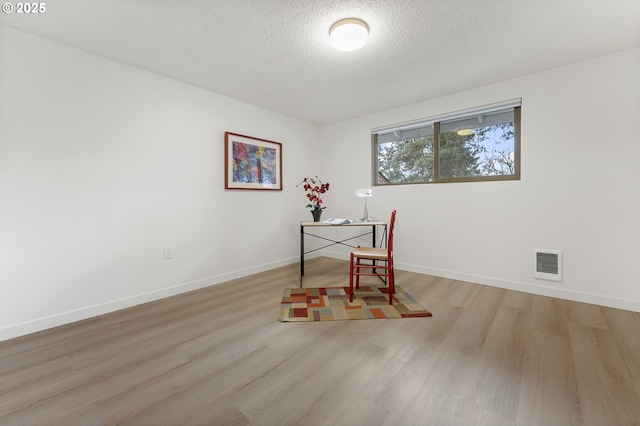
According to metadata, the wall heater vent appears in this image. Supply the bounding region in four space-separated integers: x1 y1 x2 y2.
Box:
533 249 562 282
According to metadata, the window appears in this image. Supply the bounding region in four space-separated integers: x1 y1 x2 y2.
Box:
373 99 521 185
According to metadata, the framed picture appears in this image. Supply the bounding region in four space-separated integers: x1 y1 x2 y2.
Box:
224 132 283 190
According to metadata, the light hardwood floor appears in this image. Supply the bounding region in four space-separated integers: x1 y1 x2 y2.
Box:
1 257 639 425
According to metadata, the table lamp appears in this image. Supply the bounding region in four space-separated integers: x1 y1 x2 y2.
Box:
354 189 376 222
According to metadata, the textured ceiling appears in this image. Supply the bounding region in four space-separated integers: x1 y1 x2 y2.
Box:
1 0 639 124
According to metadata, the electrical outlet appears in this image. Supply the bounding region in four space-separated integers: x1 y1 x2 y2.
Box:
164 248 172 259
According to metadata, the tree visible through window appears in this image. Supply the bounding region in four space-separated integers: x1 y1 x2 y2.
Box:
374 103 520 184
377 133 435 183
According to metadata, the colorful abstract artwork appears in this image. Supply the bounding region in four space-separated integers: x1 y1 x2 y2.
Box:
232 142 277 184
224 132 282 190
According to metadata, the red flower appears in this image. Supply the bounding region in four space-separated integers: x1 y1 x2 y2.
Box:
297 176 330 209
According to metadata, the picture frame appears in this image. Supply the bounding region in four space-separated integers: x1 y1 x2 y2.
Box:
224 132 283 190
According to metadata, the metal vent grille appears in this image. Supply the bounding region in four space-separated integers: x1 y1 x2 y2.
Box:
533 250 562 281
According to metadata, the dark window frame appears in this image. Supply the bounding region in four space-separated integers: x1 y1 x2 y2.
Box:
372 101 521 185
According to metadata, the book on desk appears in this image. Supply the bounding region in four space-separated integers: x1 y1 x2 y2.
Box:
322 218 352 225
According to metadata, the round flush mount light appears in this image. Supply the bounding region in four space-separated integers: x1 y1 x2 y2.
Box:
457 129 475 136
330 18 369 51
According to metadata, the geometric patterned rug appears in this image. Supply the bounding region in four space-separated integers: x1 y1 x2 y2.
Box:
278 285 432 321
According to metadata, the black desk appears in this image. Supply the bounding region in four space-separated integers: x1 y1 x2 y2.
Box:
299 221 387 287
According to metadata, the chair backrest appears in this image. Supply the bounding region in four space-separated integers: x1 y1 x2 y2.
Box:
387 210 397 258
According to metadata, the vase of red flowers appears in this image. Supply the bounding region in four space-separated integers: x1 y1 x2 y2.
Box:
297 176 330 222
310 208 323 222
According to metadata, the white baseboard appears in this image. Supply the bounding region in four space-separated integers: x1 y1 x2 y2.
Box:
401 262 640 312
321 250 640 313
0 256 301 343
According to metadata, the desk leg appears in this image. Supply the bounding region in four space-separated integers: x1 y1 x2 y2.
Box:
300 224 304 287
372 224 377 273
372 225 376 247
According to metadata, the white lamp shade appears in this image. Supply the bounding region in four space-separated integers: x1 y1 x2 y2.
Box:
354 188 374 197
354 188 375 221
330 18 369 51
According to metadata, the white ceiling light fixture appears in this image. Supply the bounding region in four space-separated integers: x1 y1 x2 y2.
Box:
330 18 369 51
457 129 474 136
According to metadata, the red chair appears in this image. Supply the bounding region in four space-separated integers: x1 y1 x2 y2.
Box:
349 210 396 305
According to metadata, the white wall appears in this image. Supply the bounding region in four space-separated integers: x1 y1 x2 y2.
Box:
320 46 640 312
0 26 320 341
